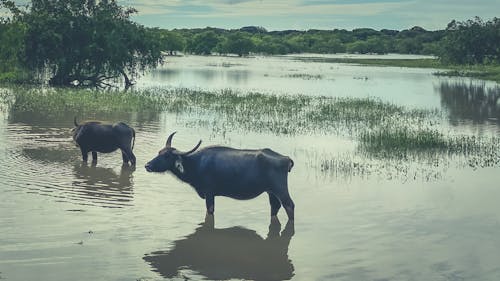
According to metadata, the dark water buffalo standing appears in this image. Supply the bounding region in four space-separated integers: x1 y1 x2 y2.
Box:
145 132 295 220
73 117 136 165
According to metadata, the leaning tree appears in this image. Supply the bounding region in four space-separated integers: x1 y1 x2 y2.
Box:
19 0 162 87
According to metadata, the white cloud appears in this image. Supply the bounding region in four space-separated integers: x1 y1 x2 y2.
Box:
122 0 500 30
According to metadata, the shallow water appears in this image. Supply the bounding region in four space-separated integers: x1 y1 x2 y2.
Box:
1 55 500 281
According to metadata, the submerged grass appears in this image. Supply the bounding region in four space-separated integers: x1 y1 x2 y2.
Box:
434 64 500 83
295 57 500 83
284 73 323 80
360 127 448 151
2 85 499 181
2 85 499 164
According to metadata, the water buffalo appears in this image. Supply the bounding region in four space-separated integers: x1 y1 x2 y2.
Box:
72 117 136 165
145 132 295 220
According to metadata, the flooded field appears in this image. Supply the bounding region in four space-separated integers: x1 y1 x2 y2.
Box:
1 55 500 281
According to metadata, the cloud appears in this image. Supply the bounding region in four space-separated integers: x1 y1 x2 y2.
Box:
300 0 408 5
124 0 500 30
221 0 256 4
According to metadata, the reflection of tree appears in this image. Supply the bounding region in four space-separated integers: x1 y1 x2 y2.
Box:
438 81 500 125
144 217 295 281
227 69 249 83
150 68 181 80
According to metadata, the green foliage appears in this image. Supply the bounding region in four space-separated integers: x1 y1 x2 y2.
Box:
439 17 500 64
216 32 255 56
150 28 186 54
8 0 162 87
0 20 28 82
1 1 29 82
169 26 446 56
186 30 220 55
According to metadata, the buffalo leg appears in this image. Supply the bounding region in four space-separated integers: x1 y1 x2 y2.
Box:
274 190 294 221
121 151 130 164
121 147 136 166
91 151 98 163
81 149 89 162
271 175 295 221
128 152 136 166
268 193 282 217
205 194 215 215
267 216 281 238
282 196 295 221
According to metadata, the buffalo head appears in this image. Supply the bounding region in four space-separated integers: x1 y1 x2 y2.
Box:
145 132 201 173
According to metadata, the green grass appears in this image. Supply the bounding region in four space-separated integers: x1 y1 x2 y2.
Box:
2 86 499 157
434 64 500 82
2 85 499 180
360 127 448 150
1 86 169 114
359 126 500 159
284 73 323 80
335 58 442 69
297 57 500 83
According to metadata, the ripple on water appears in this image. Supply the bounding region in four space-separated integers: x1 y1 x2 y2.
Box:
0 123 135 208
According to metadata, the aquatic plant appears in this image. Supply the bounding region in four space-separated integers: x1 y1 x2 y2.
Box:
3 86 498 157
3 85 500 182
283 73 323 80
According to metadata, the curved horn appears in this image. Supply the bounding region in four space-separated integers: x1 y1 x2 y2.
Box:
74 116 79 127
182 140 202 155
166 131 177 147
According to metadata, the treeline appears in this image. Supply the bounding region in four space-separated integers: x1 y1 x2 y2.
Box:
151 26 444 56
151 17 499 65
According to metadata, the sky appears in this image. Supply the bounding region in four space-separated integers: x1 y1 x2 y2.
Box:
1 0 498 31
120 0 500 31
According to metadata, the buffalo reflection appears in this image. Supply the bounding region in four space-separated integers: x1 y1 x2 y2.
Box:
144 217 295 281
439 81 500 125
71 163 135 207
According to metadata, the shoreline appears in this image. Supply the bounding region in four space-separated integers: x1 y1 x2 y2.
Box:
314 57 500 83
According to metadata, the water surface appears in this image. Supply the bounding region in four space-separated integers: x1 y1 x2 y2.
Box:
0 55 499 281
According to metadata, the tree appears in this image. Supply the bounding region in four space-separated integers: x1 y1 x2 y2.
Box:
187 31 220 55
439 17 500 64
217 32 255 56
19 0 162 87
151 29 186 55
0 0 27 82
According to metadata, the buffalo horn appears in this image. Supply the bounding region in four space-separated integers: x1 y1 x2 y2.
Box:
183 140 202 155
166 131 177 147
74 116 78 127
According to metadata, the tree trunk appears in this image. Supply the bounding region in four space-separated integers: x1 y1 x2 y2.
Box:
120 69 133 89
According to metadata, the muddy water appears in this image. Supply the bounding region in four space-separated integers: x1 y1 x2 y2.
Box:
1 56 500 281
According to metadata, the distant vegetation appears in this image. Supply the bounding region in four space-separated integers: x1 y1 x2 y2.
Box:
1 0 499 85
151 17 499 65
152 25 444 57
0 0 162 87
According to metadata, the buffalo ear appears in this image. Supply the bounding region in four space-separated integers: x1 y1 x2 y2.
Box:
174 157 184 174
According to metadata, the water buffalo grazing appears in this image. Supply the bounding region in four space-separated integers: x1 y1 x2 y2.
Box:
145 132 295 220
72 117 136 166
